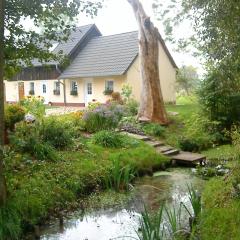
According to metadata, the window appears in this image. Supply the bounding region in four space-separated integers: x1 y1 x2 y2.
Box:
105 80 114 91
53 81 60 95
29 82 35 95
30 82 34 91
42 84 47 93
87 82 92 95
70 81 78 96
71 81 78 91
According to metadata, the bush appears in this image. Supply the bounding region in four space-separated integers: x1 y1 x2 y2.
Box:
92 130 139 149
198 68 240 130
178 113 217 152
83 103 124 133
20 96 45 119
143 123 165 137
125 99 139 116
41 117 74 149
5 104 25 130
10 122 58 161
111 92 123 104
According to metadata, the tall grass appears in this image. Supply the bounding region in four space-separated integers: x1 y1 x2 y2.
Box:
137 206 164 240
165 206 182 236
182 184 201 219
0 201 21 240
105 159 136 192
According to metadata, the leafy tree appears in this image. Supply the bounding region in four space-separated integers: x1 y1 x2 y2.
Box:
176 65 199 95
0 0 103 206
153 0 240 128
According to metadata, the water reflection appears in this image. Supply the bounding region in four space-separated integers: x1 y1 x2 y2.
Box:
32 168 205 240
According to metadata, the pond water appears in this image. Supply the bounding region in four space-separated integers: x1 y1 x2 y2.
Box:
26 168 205 240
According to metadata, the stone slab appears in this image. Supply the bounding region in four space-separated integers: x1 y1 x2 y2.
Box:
163 149 180 156
171 151 206 162
147 141 165 148
123 132 150 141
156 145 174 153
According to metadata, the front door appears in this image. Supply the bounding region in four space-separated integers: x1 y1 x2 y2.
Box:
41 81 48 104
85 80 93 106
18 82 25 101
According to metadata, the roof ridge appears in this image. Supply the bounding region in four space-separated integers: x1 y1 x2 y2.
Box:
91 30 138 39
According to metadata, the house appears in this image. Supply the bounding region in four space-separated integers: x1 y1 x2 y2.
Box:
5 24 177 106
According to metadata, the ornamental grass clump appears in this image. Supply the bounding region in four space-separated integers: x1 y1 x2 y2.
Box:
83 103 124 133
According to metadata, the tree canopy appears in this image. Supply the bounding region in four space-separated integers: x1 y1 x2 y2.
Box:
176 65 199 95
4 0 103 79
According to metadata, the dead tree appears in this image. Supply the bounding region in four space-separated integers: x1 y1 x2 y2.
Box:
127 0 168 124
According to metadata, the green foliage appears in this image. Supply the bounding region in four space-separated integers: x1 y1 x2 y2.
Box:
182 185 201 219
41 117 74 149
20 96 45 119
4 104 25 130
10 122 58 161
4 0 103 78
83 103 124 133
121 84 133 101
92 130 136 148
0 201 21 240
137 206 164 240
125 99 139 116
105 159 135 192
178 113 218 152
3 138 168 239
198 69 240 130
143 123 165 137
176 65 199 95
200 177 240 240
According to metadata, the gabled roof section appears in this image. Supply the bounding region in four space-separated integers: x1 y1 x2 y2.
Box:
31 24 101 67
59 31 139 79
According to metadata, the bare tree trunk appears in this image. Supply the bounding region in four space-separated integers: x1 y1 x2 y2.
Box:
127 0 168 124
0 0 7 206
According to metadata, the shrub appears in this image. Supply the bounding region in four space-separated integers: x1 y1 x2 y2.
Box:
143 123 165 137
121 84 133 102
5 104 25 130
178 113 217 152
10 122 58 161
20 96 45 119
125 99 139 116
198 68 240 130
41 117 74 149
92 130 125 148
83 103 124 133
111 92 123 104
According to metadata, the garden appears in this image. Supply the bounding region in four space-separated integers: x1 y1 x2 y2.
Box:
1 79 240 240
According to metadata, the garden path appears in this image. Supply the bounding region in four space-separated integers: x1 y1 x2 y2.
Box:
123 132 206 166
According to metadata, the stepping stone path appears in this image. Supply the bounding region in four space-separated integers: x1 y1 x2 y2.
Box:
123 131 206 166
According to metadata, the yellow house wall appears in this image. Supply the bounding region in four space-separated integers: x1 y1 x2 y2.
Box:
125 43 177 103
5 42 176 105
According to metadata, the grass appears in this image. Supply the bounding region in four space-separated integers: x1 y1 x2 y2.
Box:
200 177 240 240
2 137 169 239
163 96 200 147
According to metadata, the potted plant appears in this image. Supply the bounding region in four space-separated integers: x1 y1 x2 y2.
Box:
70 90 78 96
103 88 113 95
29 90 35 95
53 89 60 95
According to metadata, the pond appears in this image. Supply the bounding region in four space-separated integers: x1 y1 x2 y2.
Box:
26 168 205 240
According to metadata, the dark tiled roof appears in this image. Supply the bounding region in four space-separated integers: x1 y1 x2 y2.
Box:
31 24 95 66
59 31 139 78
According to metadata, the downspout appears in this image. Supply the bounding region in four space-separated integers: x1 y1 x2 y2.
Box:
56 64 67 107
